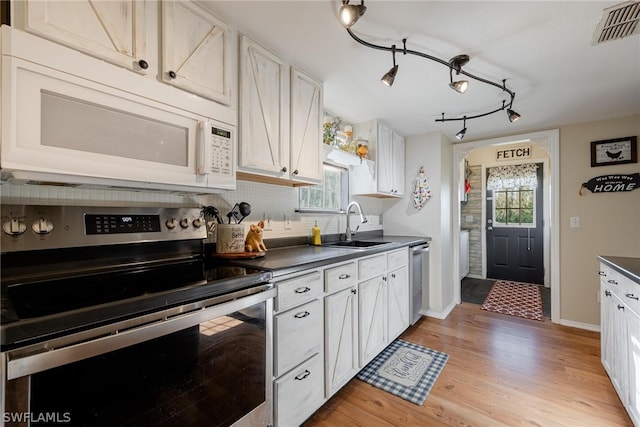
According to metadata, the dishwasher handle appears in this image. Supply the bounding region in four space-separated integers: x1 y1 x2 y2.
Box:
412 244 430 254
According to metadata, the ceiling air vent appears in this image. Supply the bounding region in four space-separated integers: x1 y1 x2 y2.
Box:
592 0 640 44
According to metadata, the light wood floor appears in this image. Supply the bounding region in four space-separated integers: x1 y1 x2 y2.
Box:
304 302 632 427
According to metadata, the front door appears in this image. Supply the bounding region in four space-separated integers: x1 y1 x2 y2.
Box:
486 163 544 284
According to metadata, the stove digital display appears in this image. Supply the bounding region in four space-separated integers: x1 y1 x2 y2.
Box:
85 214 161 234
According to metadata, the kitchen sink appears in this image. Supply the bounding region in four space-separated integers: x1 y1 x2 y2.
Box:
323 240 395 250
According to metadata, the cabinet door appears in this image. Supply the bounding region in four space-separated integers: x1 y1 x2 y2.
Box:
601 284 616 376
387 266 409 340
239 36 289 178
20 0 153 74
612 294 629 397
376 122 394 195
290 67 323 184
161 1 232 104
392 132 405 196
628 308 640 427
359 276 387 367
325 286 358 397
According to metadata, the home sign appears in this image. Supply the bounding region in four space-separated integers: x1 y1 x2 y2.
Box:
579 173 640 195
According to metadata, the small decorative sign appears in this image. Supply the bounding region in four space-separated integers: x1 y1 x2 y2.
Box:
496 145 532 161
579 173 640 195
591 136 637 167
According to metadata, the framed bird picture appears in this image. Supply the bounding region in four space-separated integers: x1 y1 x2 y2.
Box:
591 136 637 167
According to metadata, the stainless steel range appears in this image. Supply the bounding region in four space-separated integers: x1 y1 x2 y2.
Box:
1 205 274 427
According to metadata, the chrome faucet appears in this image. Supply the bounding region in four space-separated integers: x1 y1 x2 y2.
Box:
345 201 367 241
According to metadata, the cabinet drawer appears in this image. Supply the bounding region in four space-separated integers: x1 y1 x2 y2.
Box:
325 262 357 293
274 299 323 377
622 278 640 314
387 248 408 271
275 354 324 427
276 271 322 312
358 254 386 281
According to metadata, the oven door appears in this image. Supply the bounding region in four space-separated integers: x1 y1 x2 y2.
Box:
1 287 275 427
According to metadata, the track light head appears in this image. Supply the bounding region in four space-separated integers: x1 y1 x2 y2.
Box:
450 80 469 94
339 1 367 28
507 108 521 122
449 54 470 73
455 127 467 140
381 65 398 87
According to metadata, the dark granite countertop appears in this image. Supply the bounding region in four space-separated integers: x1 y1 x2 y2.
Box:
598 256 640 284
220 235 430 277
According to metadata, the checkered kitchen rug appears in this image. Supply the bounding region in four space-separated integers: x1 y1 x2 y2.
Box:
481 280 544 321
356 339 449 405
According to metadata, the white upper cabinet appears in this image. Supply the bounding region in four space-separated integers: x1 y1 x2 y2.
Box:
352 120 405 197
290 67 323 184
161 1 232 105
15 0 155 74
238 35 290 179
14 0 234 105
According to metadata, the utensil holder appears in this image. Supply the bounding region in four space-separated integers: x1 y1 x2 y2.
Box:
215 224 246 253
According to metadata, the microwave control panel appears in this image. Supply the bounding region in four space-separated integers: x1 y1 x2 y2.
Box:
208 125 233 177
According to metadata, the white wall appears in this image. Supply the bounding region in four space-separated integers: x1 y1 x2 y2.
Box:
382 131 455 318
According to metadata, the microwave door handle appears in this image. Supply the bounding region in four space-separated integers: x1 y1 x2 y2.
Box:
197 120 210 175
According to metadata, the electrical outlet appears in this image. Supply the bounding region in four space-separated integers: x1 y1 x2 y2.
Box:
284 214 292 230
570 216 580 228
263 213 273 231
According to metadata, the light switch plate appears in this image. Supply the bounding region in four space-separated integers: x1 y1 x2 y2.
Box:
570 216 580 228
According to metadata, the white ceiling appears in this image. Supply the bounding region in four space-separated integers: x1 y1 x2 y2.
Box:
202 1 640 141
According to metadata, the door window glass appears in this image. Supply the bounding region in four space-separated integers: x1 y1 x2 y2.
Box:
493 188 535 226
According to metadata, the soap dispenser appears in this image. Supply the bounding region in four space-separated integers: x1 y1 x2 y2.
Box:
312 221 322 246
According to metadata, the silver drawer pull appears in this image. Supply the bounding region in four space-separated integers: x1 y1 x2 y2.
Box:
607 279 618 285
294 311 310 319
618 304 625 311
605 290 611 297
598 271 606 276
625 293 639 301
295 287 311 294
338 273 351 279
295 370 311 381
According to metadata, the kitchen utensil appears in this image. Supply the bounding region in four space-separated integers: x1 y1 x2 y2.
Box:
203 206 223 224
237 202 252 223
227 202 252 224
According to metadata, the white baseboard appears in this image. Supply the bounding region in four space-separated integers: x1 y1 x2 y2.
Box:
556 318 600 332
422 301 457 320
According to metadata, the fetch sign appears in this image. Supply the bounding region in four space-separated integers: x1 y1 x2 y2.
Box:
580 173 640 195
496 145 531 161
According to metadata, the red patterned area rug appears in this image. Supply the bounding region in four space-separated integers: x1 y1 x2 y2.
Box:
481 280 544 321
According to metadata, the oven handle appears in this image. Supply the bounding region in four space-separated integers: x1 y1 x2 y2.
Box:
6 285 276 380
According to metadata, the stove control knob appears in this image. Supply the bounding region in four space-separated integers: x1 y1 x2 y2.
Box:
192 217 204 228
166 218 178 229
2 218 27 236
32 217 54 235
179 218 190 229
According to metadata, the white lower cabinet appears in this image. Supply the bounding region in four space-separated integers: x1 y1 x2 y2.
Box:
272 270 324 426
599 261 640 427
274 354 324 427
273 248 412 425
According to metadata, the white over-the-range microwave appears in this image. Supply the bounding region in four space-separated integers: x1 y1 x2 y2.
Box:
0 26 237 193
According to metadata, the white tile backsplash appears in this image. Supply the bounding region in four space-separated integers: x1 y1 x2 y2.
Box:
1 180 382 240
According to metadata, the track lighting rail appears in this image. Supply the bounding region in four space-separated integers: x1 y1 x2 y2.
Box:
340 0 521 139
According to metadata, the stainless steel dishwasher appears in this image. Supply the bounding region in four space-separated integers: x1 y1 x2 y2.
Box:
411 243 430 324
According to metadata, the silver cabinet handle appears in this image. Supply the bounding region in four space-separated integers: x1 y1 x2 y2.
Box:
338 274 351 279
598 271 606 276
605 290 611 297
617 305 625 311
607 279 618 285
625 293 639 301
295 287 311 294
294 311 310 319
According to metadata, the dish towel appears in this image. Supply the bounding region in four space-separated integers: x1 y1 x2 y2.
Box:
413 166 432 209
